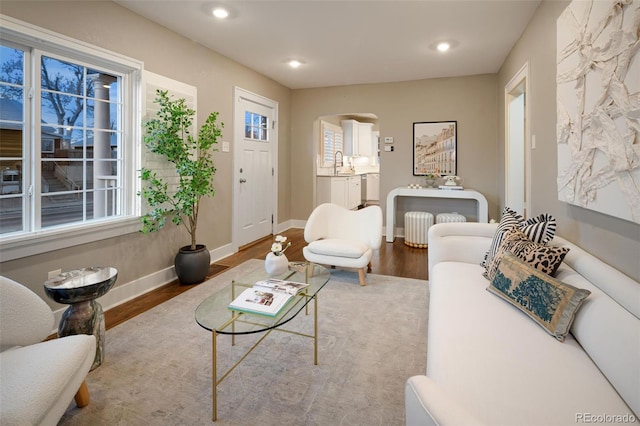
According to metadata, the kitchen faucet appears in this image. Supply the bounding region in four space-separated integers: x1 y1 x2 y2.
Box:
334 150 343 176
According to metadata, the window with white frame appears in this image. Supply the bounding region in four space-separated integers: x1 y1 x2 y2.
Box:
321 120 343 167
0 16 142 260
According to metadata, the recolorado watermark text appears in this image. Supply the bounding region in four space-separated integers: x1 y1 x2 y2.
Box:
576 413 637 423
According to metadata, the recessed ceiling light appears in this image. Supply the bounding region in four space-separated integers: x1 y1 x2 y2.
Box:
288 60 303 69
429 40 458 53
437 42 450 52
212 7 229 19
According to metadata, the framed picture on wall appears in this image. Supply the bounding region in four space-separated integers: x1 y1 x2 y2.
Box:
413 121 457 176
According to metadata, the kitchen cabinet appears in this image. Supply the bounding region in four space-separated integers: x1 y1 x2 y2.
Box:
342 120 374 157
347 175 361 210
330 177 347 208
316 175 362 210
366 173 380 201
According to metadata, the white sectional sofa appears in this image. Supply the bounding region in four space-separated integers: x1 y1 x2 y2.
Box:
405 222 640 425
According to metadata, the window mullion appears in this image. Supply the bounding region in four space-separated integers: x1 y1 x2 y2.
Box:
23 48 35 231
31 49 43 230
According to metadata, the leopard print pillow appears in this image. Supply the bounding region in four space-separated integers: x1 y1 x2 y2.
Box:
483 227 569 282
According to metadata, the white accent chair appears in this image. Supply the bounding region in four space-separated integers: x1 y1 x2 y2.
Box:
303 203 383 286
0 276 96 426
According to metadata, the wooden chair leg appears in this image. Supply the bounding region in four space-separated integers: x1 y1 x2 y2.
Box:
74 380 90 407
367 262 372 273
358 268 367 286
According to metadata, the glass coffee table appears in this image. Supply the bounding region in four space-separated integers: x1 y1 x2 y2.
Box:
195 261 330 421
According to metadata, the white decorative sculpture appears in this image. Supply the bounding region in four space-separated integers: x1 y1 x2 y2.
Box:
556 0 640 223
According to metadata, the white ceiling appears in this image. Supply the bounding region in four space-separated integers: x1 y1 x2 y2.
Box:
116 0 541 90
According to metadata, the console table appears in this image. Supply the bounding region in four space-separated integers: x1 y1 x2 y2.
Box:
386 187 488 242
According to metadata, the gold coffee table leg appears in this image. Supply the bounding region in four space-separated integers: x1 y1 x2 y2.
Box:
212 330 217 421
314 295 318 365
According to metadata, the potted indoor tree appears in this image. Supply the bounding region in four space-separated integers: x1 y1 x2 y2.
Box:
139 89 223 284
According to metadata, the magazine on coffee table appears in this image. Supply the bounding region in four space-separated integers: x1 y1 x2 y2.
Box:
228 279 309 317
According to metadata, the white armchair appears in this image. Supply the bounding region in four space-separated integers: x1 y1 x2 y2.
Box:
303 203 383 286
0 276 96 426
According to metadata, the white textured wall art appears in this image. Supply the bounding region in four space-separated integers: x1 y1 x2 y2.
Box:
557 0 640 223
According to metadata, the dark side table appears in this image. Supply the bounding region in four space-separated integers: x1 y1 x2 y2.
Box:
44 267 118 370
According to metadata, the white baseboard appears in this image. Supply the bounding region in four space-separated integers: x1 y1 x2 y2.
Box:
51 242 236 334
275 219 305 234
288 219 306 230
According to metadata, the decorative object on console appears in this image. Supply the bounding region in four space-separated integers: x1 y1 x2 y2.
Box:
481 207 557 269
265 235 291 276
557 0 640 224
442 175 460 186
488 253 591 341
483 227 569 281
438 175 463 190
424 173 440 188
413 121 457 176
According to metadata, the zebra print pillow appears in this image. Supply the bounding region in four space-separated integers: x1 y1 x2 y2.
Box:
483 227 569 282
481 207 557 270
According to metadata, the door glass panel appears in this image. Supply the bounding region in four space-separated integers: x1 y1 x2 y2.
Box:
244 111 268 142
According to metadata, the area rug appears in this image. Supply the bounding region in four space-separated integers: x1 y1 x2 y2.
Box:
60 260 429 426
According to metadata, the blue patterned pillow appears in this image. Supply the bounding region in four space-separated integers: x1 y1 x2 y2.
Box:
481 207 557 269
487 253 591 341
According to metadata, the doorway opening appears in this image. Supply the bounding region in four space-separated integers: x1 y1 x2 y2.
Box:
505 63 531 217
312 113 380 209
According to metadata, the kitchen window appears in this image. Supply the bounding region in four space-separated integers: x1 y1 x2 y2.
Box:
321 120 343 167
0 16 142 261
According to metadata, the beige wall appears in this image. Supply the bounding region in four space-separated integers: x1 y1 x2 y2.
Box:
0 1 292 304
2 0 637 305
291 75 499 223
497 0 640 281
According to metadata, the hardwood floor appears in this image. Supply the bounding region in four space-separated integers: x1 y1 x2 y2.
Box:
103 228 428 330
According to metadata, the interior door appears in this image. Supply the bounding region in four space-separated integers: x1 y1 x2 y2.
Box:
233 88 278 247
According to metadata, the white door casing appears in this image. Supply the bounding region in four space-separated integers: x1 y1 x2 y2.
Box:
233 87 278 248
505 62 531 217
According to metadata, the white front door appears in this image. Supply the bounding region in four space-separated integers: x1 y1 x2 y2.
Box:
233 88 278 247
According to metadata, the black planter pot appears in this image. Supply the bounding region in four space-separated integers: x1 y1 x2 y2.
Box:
174 244 210 285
